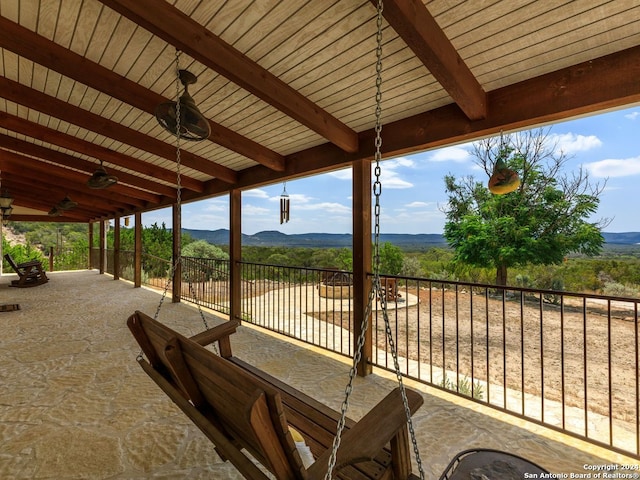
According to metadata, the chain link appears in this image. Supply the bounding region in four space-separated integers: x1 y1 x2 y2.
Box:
151 50 212 342
324 1 425 477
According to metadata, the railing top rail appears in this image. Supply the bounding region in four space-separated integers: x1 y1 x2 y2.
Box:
238 260 352 274
361 272 640 304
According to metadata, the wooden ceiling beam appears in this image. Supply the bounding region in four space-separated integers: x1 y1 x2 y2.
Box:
0 113 201 193
2 178 110 218
14 200 104 220
0 16 283 173
9 215 87 223
0 77 237 183
374 0 486 120
7 197 92 220
0 153 148 210
99 0 359 154
192 44 640 196
5 177 121 215
0 133 177 199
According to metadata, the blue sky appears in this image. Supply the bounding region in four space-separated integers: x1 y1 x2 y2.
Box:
144 105 640 235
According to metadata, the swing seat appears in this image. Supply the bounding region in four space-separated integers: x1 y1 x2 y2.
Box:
128 310 424 480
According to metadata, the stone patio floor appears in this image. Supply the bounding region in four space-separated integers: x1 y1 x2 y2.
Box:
0 270 638 479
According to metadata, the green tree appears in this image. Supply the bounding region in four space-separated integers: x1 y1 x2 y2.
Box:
443 129 609 286
182 239 228 260
378 242 404 275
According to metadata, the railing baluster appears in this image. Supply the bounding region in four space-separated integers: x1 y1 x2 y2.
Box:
150 259 640 460
520 291 525 415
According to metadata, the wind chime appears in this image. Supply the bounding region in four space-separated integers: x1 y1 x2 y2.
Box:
279 182 290 224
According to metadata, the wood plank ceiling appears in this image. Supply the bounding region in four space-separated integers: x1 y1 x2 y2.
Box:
0 0 639 223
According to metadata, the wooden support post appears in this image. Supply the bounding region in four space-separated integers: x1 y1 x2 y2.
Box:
0 221 3 276
172 202 181 303
230 189 242 323
99 220 106 274
113 215 120 280
49 246 54 272
353 159 373 376
88 222 94 269
134 212 142 288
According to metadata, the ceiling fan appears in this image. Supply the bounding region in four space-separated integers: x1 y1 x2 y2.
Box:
49 195 78 216
87 160 118 189
155 69 211 141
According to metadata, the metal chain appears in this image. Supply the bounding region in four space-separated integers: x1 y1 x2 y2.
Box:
324 1 424 477
152 50 212 342
154 49 183 322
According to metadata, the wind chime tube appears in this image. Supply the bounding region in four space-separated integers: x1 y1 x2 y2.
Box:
280 182 290 224
280 195 290 224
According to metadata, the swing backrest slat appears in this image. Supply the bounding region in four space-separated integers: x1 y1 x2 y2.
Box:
128 311 305 480
128 310 424 480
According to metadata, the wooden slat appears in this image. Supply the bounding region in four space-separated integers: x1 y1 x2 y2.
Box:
0 153 145 210
5 177 123 214
193 43 640 200
0 76 235 182
376 0 486 120
0 111 190 192
0 13 284 173
0 131 177 198
99 0 360 154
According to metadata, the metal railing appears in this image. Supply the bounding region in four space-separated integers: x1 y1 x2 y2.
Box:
368 276 639 459
234 263 639 459
89 251 640 458
181 256 231 314
240 262 354 354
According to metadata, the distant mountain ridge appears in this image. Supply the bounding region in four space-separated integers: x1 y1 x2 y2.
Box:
183 229 640 248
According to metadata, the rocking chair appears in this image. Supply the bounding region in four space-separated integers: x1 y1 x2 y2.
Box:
4 254 48 288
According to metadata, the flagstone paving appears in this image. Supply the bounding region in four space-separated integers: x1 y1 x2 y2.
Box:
0 270 637 479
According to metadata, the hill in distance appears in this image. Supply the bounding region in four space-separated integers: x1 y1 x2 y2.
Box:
183 229 640 249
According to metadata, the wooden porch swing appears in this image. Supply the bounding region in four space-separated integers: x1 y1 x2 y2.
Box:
127 2 550 478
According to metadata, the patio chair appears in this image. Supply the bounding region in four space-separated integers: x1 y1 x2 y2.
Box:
438 448 549 479
4 254 48 288
379 277 401 302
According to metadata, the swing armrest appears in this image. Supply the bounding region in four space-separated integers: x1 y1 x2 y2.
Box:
188 320 239 357
306 387 423 479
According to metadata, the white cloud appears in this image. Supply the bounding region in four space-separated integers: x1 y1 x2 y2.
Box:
428 145 473 163
585 157 640 178
382 173 413 189
405 201 430 208
551 133 602 154
243 188 269 198
243 204 270 215
375 158 414 189
386 156 415 168
295 201 351 215
268 192 314 204
327 157 415 189
328 168 352 181
200 200 226 212
624 111 640 120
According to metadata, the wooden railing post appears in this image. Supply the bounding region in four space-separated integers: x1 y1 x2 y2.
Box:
230 189 242 323
353 159 373 376
99 220 106 274
113 215 120 280
134 212 142 287
172 202 181 303
88 222 93 269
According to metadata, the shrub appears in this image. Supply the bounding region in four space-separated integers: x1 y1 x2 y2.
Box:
439 374 484 400
602 281 639 298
